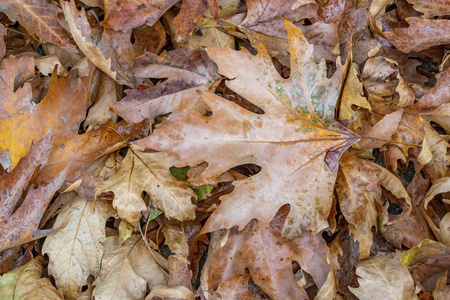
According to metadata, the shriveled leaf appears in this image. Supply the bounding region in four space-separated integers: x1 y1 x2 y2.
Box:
0 256 63 299
43 193 115 300
349 251 418 300
135 21 358 238
95 145 196 226
0 0 76 52
92 235 168 300
0 131 67 252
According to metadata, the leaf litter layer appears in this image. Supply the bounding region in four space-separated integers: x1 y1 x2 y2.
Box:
0 1 450 300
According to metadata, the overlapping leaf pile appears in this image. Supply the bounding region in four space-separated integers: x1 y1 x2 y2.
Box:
0 0 449 299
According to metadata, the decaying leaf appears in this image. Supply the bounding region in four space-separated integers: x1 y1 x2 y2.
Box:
135 21 358 238
0 0 76 52
43 193 115 300
0 131 67 252
0 256 63 299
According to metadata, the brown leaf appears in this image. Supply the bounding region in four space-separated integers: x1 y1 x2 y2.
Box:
0 23 5 60
135 21 358 238
113 47 220 124
101 0 179 32
0 0 76 52
200 219 331 299
0 130 67 252
406 0 450 18
383 18 450 53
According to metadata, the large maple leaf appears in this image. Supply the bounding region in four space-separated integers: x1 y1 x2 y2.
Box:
135 21 358 238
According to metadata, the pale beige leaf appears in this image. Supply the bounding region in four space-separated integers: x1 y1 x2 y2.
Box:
0 256 63 300
146 285 195 300
43 193 115 300
406 0 450 18
118 220 135 245
349 251 418 300
433 271 450 299
35 55 68 77
95 146 196 226
92 235 168 300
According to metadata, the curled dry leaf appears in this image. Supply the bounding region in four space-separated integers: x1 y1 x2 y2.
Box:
0 0 76 52
92 235 168 300
402 239 450 293
95 145 196 226
349 251 418 300
43 193 116 300
423 177 450 246
0 130 67 252
0 256 63 299
135 21 359 238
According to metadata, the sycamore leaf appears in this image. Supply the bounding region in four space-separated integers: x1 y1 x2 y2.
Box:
200 218 331 299
0 0 76 52
0 256 63 299
92 235 168 300
383 18 450 53
95 145 196 226
349 251 418 300
0 131 67 252
135 21 358 238
42 193 115 300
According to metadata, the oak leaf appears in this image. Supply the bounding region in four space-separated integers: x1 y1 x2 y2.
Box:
113 47 220 124
200 218 331 299
0 0 76 52
92 235 168 300
95 145 196 226
383 18 450 53
135 21 358 237
42 193 116 300
0 256 63 299
349 251 418 300
0 131 67 252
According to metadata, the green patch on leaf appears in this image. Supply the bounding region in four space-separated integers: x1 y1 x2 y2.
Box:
170 166 190 180
193 185 213 203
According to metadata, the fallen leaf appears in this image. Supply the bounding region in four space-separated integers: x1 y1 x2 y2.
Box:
135 21 358 238
433 271 450 299
101 0 178 31
0 256 63 299
92 235 168 300
0 131 67 252
406 0 450 18
349 251 418 300
95 145 196 226
0 0 76 52
43 192 116 300
383 18 450 53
